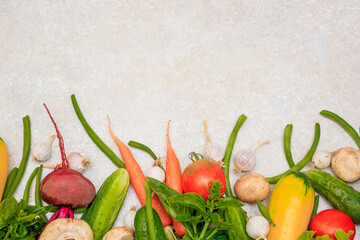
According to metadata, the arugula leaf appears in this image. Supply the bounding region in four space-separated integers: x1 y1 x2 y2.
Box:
0 197 19 223
297 230 354 240
0 197 51 239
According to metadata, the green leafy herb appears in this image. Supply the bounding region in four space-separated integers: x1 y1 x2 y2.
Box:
0 197 51 239
149 177 245 240
297 229 354 240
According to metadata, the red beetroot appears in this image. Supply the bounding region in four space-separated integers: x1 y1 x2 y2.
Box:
39 168 95 208
39 103 95 209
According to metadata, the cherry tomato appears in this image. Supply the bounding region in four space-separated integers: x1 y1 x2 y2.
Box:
182 158 226 201
309 209 356 240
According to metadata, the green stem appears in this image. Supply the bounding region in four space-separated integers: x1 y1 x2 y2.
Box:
284 124 295 167
256 200 275 227
71 94 125 168
199 221 211 239
3 116 31 199
223 114 247 197
310 195 320 221
164 226 177 240
206 228 219 239
22 167 39 205
320 110 360 149
267 123 320 184
35 165 47 222
145 181 157 240
2 167 19 201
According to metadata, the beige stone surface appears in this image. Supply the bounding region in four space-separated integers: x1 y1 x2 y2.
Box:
1 0 359 236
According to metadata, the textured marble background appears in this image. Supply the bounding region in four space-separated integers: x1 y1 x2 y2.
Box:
1 0 359 237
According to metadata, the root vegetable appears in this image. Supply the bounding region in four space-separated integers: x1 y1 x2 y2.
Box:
39 104 96 208
39 218 93 240
234 173 270 203
102 227 134 240
331 147 360 182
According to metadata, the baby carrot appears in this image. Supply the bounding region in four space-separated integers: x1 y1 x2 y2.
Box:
107 116 171 227
166 121 182 194
166 121 186 237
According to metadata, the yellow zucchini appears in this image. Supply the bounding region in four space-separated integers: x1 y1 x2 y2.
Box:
267 171 315 240
0 137 9 200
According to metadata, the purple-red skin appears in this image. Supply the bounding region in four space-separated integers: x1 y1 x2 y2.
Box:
39 168 96 208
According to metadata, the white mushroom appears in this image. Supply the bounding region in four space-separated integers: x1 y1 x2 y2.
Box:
102 226 134 240
39 218 93 240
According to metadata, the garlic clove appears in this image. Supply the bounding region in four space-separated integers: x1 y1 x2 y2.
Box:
233 141 269 174
310 151 333 169
246 216 270 240
203 120 225 162
146 166 165 182
67 152 91 173
32 135 56 162
124 206 137 231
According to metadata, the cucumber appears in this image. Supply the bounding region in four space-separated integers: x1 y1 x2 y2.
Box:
81 168 130 240
134 206 166 240
225 206 252 240
304 169 360 224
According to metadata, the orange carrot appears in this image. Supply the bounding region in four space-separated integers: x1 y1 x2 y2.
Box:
107 116 171 227
166 120 186 237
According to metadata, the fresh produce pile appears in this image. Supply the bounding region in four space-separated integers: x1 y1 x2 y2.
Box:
0 94 359 240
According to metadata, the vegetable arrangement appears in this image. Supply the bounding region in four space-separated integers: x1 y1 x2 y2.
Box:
0 94 359 240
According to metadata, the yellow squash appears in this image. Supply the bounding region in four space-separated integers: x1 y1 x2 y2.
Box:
0 137 9 200
267 171 315 240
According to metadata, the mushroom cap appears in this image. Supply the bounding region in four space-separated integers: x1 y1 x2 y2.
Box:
102 226 134 240
39 218 93 240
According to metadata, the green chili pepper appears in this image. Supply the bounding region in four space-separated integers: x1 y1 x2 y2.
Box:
284 124 295 168
128 140 165 172
71 94 125 168
310 195 320 221
128 140 157 160
3 116 31 199
2 167 18 201
320 110 360 149
145 181 157 240
267 123 320 184
256 200 275 227
22 167 39 205
223 114 247 198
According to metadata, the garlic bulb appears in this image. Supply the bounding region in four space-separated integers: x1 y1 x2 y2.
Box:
32 135 56 162
310 151 333 169
233 141 270 174
124 206 137 230
146 166 165 182
246 216 270 240
67 152 91 173
203 120 225 163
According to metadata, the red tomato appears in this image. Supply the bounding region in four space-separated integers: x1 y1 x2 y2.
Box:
182 158 226 201
309 209 356 240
